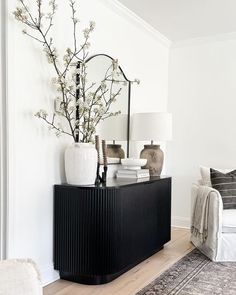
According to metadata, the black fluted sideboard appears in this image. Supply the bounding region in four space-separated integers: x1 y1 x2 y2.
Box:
54 176 171 285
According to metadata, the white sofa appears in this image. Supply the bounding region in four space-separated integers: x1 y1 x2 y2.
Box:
0 259 42 295
191 183 236 261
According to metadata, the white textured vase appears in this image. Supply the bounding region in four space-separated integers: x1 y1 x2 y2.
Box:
65 143 97 185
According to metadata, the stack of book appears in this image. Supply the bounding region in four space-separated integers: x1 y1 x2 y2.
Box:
116 168 150 179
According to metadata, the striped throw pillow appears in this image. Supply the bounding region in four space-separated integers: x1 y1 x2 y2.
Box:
210 168 236 209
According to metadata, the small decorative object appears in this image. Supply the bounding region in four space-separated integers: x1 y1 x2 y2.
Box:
94 136 107 185
95 135 101 185
13 1 139 185
98 115 128 162
102 140 108 183
131 112 172 176
121 158 147 170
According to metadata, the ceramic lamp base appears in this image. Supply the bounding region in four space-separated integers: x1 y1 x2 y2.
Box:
107 144 125 160
140 145 164 176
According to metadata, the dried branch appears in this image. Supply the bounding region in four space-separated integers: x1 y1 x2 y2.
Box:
13 0 139 143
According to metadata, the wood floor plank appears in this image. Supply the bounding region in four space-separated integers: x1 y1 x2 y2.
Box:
44 227 193 295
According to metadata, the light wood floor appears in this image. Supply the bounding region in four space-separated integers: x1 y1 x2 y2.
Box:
44 227 194 295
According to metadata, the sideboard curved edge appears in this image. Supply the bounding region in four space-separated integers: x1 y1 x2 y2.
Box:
53 177 171 285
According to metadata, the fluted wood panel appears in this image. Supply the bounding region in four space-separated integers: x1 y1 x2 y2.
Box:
54 187 121 275
54 177 171 284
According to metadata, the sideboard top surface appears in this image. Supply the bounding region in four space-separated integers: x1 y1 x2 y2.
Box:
55 176 171 189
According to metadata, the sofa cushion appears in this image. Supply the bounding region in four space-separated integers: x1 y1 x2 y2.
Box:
210 168 236 209
200 166 234 187
222 209 236 233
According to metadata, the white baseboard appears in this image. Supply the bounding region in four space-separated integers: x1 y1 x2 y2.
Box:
41 264 59 287
172 216 190 229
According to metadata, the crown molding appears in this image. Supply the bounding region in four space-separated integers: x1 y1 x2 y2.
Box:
98 0 171 48
171 31 236 49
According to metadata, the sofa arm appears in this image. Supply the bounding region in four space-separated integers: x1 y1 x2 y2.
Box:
191 183 223 260
191 183 223 229
0 259 42 295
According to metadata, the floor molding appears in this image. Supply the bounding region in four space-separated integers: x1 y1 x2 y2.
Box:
172 216 190 229
41 264 59 287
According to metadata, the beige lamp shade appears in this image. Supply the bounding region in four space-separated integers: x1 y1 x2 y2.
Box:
98 114 128 141
131 112 172 142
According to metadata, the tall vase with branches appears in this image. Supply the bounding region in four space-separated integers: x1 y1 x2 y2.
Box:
13 0 139 144
13 0 140 185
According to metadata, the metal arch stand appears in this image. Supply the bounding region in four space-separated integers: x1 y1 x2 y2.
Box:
76 53 133 157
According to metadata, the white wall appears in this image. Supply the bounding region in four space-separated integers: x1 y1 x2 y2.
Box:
0 0 7 260
7 0 170 284
168 38 236 227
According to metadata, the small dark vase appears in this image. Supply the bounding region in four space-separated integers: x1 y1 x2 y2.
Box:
107 144 125 160
140 145 164 176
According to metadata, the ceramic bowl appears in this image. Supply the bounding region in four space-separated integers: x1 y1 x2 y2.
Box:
121 158 147 168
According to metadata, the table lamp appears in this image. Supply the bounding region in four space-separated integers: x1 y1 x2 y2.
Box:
98 114 128 161
131 112 172 175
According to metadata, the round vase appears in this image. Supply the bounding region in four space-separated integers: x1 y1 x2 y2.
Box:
65 143 97 185
140 145 164 176
107 144 125 160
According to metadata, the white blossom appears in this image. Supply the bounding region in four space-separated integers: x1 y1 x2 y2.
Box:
89 21 96 30
35 109 48 119
101 81 107 90
13 0 139 143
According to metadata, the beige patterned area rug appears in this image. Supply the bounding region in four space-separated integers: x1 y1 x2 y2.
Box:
136 249 236 295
